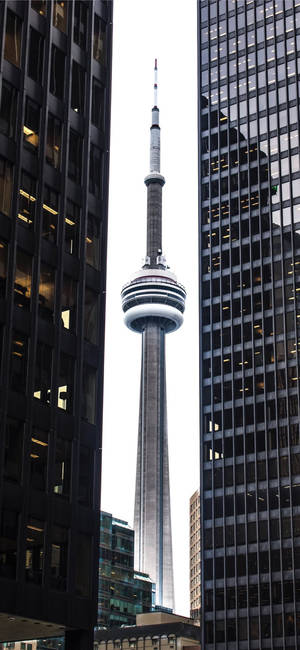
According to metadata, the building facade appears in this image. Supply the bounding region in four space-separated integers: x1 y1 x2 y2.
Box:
95 612 201 650
121 62 186 610
198 0 300 647
98 511 154 627
0 1 112 647
189 490 200 623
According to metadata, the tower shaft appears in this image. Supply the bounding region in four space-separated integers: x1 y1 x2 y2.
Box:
134 322 174 609
146 182 163 265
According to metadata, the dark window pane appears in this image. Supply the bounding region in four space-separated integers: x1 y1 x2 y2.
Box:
74 1 88 49
75 534 90 597
61 274 77 331
33 342 52 404
50 525 68 590
18 171 36 227
46 114 62 169
93 14 106 65
68 129 82 182
54 437 71 498
89 144 102 198
31 1 46 16
10 332 27 393
0 239 8 298
42 185 59 242
27 28 44 84
65 199 80 256
4 10 22 67
84 287 98 344
0 510 18 579
30 428 48 491
50 46 65 99
14 248 32 310
25 517 44 584
71 61 85 113
53 1 67 32
86 213 101 269
78 445 93 505
24 98 40 150
38 263 55 321
0 158 13 216
58 353 74 413
92 78 104 130
82 364 97 424
4 418 24 482
0 81 18 138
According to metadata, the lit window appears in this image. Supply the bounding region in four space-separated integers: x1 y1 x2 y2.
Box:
23 98 40 150
42 186 59 242
4 10 22 67
14 248 32 310
31 1 46 16
93 14 106 65
18 171 36 226
53 1 67 33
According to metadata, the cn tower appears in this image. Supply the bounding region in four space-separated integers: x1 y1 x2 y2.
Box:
121 61 186 611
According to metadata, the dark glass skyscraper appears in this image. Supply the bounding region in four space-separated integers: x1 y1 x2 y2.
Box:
0 1 112 648
198 0 300 647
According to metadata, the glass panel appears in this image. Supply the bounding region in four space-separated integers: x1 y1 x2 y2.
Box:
0 239 7 298
4 10 22 67
31 1 46 15
74 1 88 49
58 353 74 412
71 62 85 113
0 157 13 216
25 517 44 583
4 418 24 482
81 364 97 424
65 199 80 256
46 114 61 169
53 0 67 32
75 533 90 597
27 28 44 84
30 428 48 491
10 332 27 392
33 342 52 403
61 274 77 330
84 287 98 344
92 78 104 130
50 46 65 99
68 129 82 183
14 248 32 310
42 185 59 242
54 437 71 497
50 525 68 590
78 445 93 505
0 81 18 138
23 98 40 150
0 510 18 578
93 14 106 65
86 213 101 269
18 171 36 226
89 144 102 198
38 263 55 321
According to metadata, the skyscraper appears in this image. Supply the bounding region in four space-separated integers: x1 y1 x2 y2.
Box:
198 0 300 647
0 1 112 648
189 489 201 623
98 511 154 627
121 61 186 611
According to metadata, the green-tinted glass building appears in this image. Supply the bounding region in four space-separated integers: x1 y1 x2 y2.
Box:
98 512 154 627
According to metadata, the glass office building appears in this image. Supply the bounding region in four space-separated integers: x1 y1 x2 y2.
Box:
198 0 300 647
98 512 154 627
0 2 112 648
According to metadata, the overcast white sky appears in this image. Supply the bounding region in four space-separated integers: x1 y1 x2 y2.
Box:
101 0 199 616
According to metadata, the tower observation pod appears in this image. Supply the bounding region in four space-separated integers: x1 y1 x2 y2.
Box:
121 60 186 611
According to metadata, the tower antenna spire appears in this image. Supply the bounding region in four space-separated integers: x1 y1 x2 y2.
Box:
154 58 158 107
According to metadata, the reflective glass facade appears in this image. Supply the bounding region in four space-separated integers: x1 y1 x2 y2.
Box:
198 1 300 647
0 1 112 646
98 512 154 627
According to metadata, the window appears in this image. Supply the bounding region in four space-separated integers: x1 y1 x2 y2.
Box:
86 213 101 269
93 14 106 65
50 525 68 590
54 437 71 497
75 534 90 597
78 445 93 505
65 199 80 256
46 114 61 169
42 186 59 242
50 46 65 100
92 79 105 130
53 1 67 32
0 240 8 298
58 353 74 413
74 1 88 49
71 62 85 113
18 171 36 226
27 28 44 84
89 144 102 198
61 274 77 330
33 342 52 403
84 287 98 344
14 248 32 310
30 428 48 491
82 364 97 424
31 0 46 14
4 418 24 482
0 158 13 216
68 129 82 182
0 81 17 138
23 98 40 150
4 10 22 67
10 332 27 392
25 517 44 583
0 509 18 579
38 263 55 321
